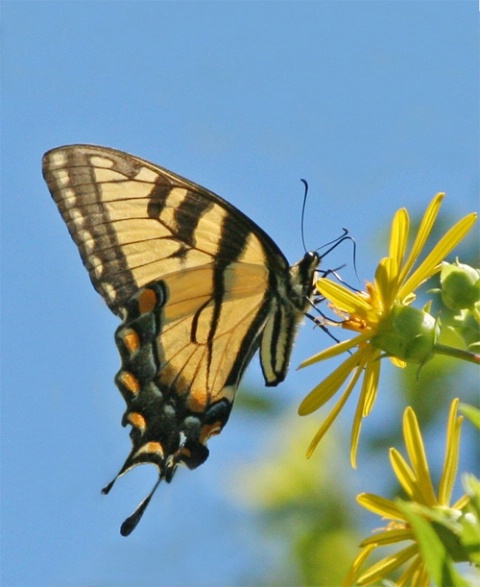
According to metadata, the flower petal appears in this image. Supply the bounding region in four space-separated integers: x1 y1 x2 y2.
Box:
396 556 426 587
398 192 444 286
389 207 410 271
389 448 426 504
390 355 407 368
360 527 412 547
403 408 437 505
350 350 381 467
362 352 381 416
305 364 364 458
341 544 376 587
316 278 374 318
399 211 478 300
452 494 470 510
409 559 430 587
298 331 371 367
349 412 364 469
298 347 367 415
374 257 400 310
357 493 405 521
438 398 462 506
358 543 419 585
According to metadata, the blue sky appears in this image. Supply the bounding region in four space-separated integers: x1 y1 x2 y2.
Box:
2 2 478 586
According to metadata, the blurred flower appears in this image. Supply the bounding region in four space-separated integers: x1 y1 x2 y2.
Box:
344 398 469 586
299 193 477 465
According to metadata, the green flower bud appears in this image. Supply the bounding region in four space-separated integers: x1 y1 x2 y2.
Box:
441 308 480 351
372 304 439 363
440 261 480 311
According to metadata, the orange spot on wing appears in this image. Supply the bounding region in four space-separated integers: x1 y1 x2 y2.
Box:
186 390 208 413
138 288 157 314
123 329 140 353
127 412 146 432
119 371 140 394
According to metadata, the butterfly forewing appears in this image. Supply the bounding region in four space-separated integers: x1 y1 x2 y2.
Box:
42 144 319 534
43 146 286 314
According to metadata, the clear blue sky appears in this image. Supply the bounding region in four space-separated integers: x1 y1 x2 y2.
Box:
2 2 478 586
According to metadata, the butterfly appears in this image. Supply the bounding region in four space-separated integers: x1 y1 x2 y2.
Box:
42 145 320 535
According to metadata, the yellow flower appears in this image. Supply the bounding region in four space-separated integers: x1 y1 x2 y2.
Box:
299 193 477 466
344 399 469 587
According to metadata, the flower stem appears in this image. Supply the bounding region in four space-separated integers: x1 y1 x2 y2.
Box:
433 343 480 365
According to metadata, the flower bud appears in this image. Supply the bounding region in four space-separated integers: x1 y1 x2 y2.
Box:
372 304 439 363
441 261 480 311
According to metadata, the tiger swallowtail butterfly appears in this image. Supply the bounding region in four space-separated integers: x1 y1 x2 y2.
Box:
42 145 319 535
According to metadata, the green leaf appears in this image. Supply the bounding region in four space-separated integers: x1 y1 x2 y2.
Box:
459 513 480 566
398 502 470 587
461 475 480 565
459 404 480 430
463 475 480 516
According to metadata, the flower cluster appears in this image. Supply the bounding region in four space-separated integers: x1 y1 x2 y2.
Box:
343 399 471 586
298 192 477 466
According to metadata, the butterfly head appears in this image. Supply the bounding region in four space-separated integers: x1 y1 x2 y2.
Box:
289 251 321 309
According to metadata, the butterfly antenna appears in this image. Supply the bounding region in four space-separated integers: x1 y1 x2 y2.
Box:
120 476 163 537
300 179 309 254
317 229 359 281
320 266 362 293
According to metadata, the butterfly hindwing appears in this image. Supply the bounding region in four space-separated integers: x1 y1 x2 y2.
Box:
42 144 319 534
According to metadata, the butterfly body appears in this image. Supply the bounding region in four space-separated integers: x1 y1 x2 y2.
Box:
42 145 319 534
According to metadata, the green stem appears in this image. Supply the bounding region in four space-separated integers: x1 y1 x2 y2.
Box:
433 343 480 365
